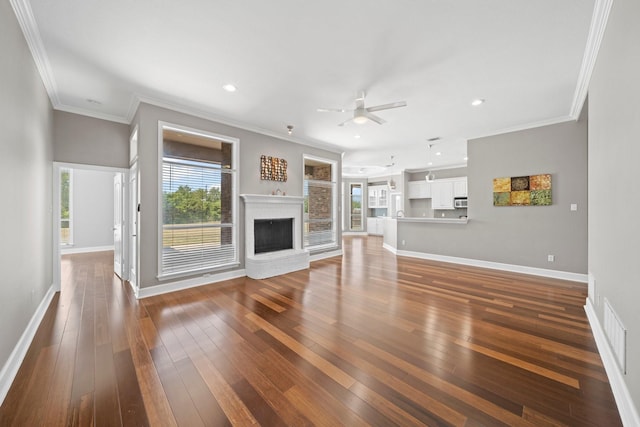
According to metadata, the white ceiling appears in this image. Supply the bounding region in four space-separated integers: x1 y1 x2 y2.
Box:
16 0 599 176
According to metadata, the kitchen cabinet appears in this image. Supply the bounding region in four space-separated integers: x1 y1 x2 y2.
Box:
453 177 468 197
408 180 431 199
368 185 389 208
367 217 384 235
431 180 455 210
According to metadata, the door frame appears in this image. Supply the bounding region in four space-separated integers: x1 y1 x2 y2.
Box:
52 162 129 293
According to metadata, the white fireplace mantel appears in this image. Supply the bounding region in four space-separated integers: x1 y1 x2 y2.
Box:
241 194 309 279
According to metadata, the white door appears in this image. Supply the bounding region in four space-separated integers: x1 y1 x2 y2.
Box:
113 173 125 278
129 165 138 290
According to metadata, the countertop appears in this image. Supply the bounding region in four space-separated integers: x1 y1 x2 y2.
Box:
397 217 468 224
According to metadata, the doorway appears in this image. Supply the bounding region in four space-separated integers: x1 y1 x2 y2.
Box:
53 162 128 293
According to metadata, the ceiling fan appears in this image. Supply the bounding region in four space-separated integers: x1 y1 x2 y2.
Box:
318 91 407 126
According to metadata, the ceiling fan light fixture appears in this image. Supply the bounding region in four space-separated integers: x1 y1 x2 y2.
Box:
353 114 368 124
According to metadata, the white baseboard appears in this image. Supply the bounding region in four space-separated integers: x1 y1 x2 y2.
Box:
382 243 397 254
61 245 114 255
310 249 343 262
394 249 588 283
137 269 247 299
0 284 56 405
584 298 639 426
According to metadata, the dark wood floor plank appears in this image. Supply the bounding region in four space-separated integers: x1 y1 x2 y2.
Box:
0 239 623 426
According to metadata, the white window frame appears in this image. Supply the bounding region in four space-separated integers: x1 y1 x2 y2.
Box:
157 121 239 279
60 167 73 246
302 154 338 251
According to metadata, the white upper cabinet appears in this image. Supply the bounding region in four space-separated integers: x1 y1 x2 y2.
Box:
431 180 455 210
453 177 468 198
368 185 389 208
408 180 431 199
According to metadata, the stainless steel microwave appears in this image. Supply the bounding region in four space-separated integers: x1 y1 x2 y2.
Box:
454 198 468 208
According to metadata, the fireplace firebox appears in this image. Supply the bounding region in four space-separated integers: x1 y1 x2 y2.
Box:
254 218 293 254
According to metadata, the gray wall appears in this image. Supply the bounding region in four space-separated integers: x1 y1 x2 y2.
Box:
589 0 640 410
132 103 342 290
0 1 54 375
69 169 115 250
54 110 129 168
399 119 588 274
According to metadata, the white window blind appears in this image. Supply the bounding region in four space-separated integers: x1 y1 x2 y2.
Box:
162 157 236 275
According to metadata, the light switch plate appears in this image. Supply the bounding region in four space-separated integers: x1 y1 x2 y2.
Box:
570 203 578 211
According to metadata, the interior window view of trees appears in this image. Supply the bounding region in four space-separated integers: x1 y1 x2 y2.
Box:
59 168 72 245
350 183 363 231
161 126 236 276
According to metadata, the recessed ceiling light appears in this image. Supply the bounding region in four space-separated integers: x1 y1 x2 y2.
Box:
222 84 237 92
471 99 485 106
428 162 433 166
354 135 361 139
435 152 442 156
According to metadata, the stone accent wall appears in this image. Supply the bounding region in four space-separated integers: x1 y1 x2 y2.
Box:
306 164 333 233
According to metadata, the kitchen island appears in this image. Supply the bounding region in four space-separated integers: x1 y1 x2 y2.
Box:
382 216 470 253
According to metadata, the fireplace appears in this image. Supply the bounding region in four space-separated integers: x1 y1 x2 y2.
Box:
254 218 293 254
241 194 309 279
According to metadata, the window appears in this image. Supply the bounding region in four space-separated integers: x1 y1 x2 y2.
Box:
350 183 363 231
159 123 238 277
303 156 337 249
60 168 72 245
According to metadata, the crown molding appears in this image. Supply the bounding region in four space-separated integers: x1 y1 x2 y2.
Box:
569 0 614 119
467 114 575 142
132 93 344 154
54 103 130 125
9 0 60 106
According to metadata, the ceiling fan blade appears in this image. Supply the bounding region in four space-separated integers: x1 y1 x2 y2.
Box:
317 107 351 113
337 117 354 127
366 100 407 112
364 112 386 125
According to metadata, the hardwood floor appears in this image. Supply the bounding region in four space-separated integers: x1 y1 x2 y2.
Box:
0 236 622 426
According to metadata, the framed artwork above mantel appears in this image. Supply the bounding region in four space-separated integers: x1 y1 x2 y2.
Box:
260 155 287 182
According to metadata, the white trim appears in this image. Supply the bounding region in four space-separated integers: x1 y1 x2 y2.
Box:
9 0 59 106
342 231 368 236
0 284 56 405
309 249 343 262
584 299 639 426
137 269 246 299
61 245 115 255
468 115 576 142
382 243 397 254
394 249 588 283
134 94 343 153
569 0 614 119
54 103 130 125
